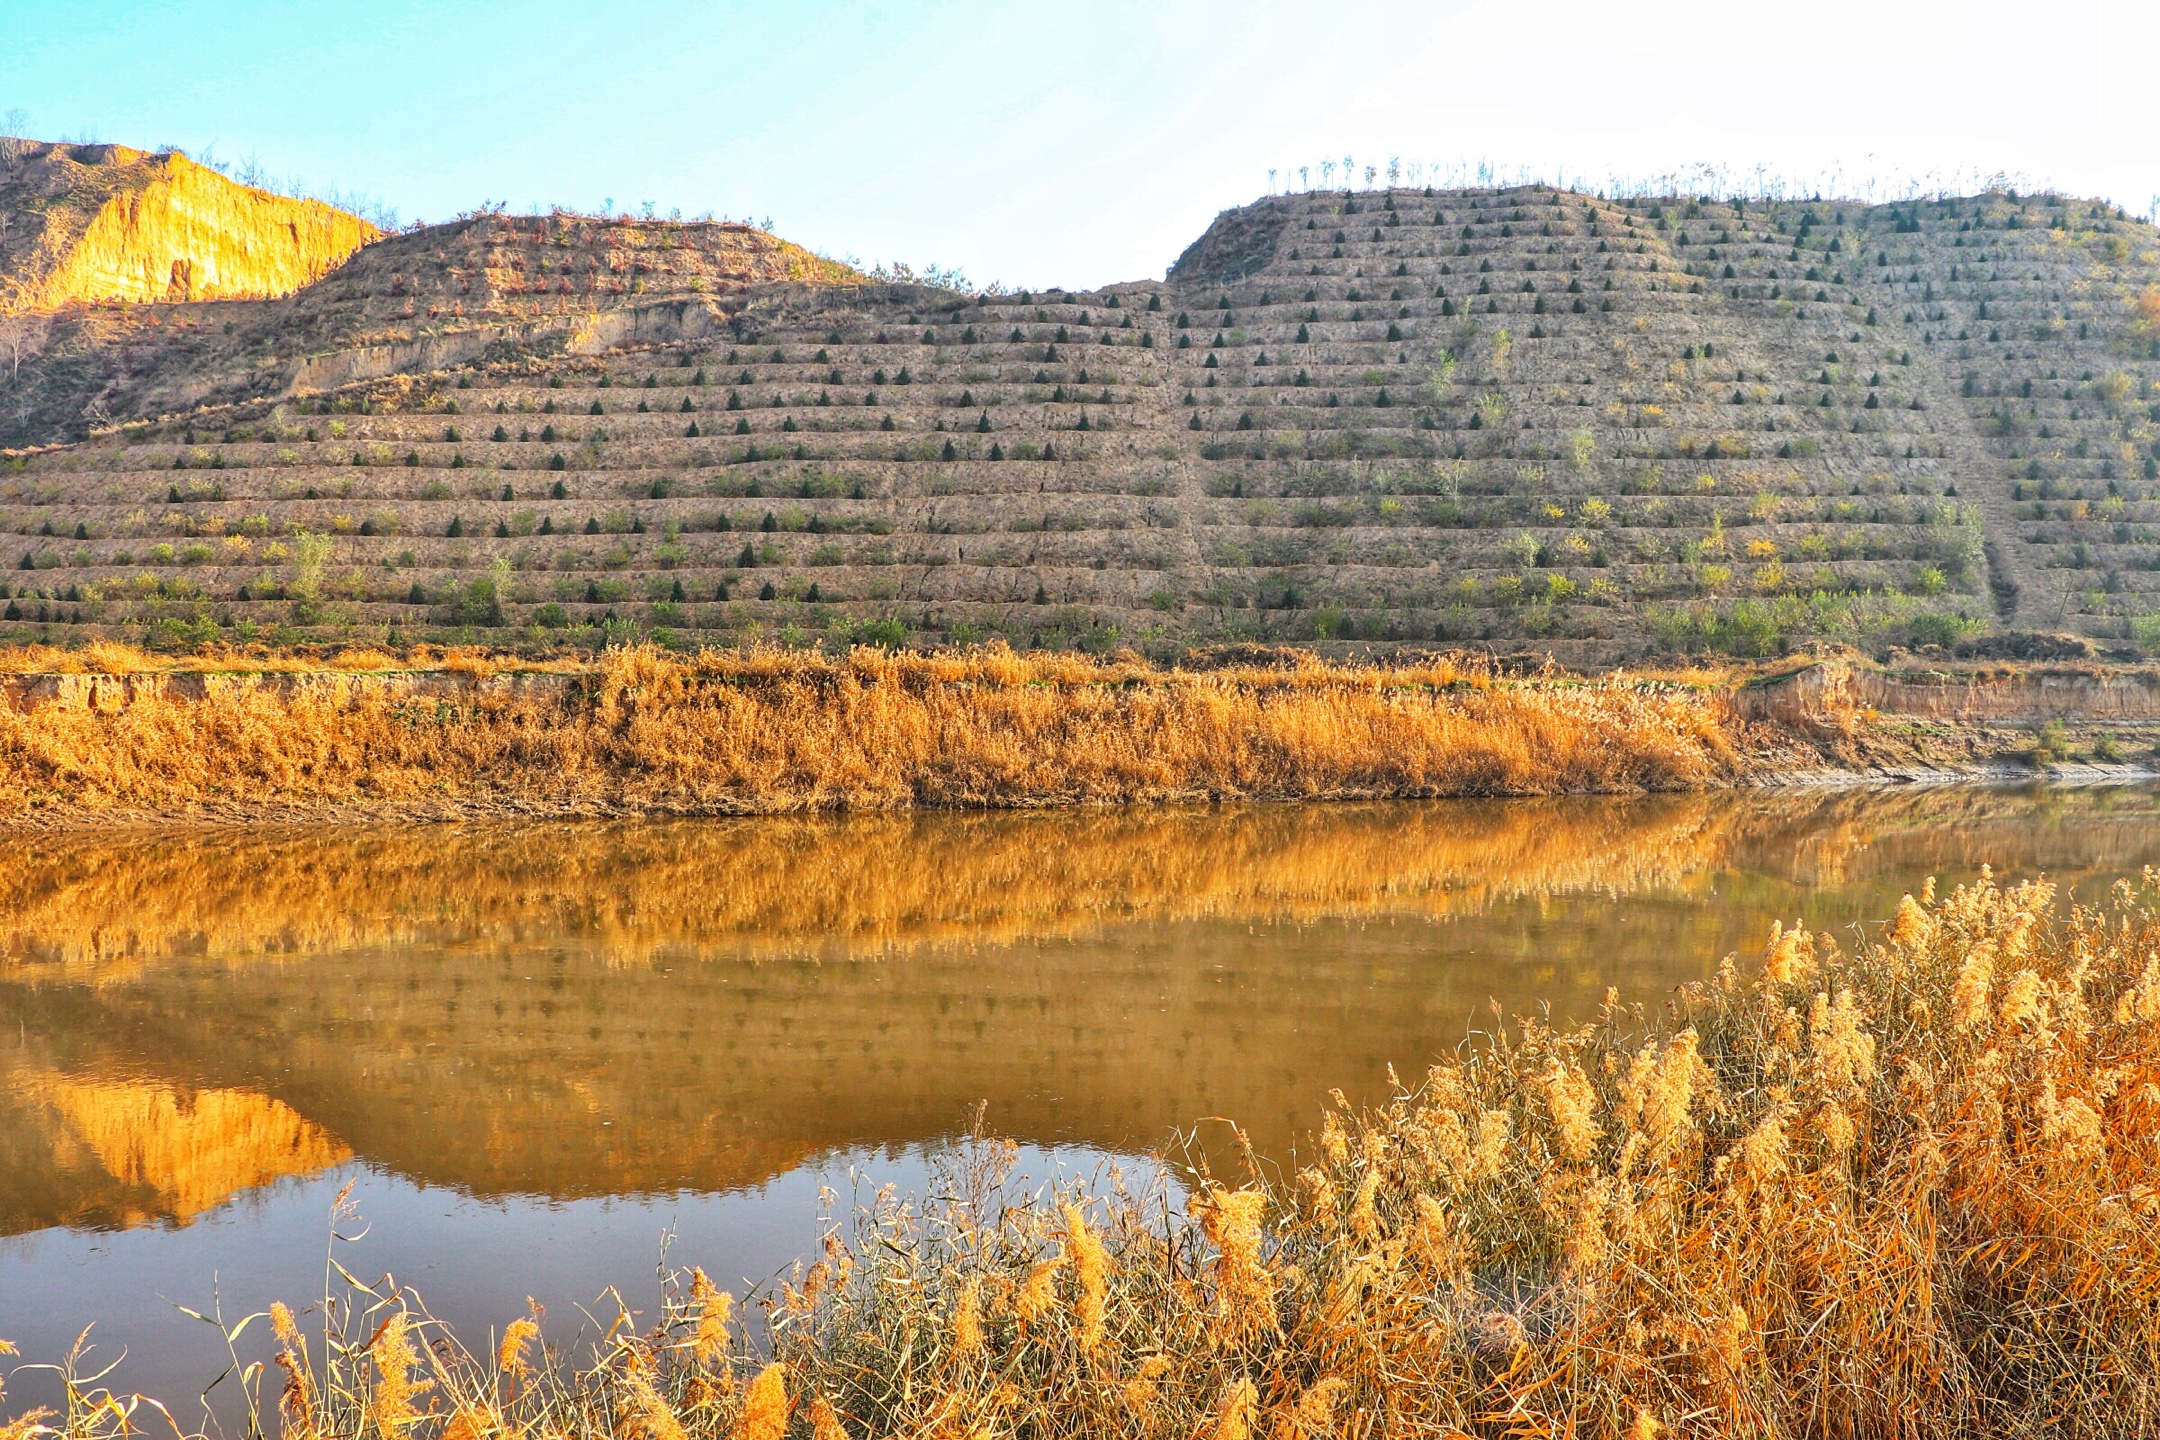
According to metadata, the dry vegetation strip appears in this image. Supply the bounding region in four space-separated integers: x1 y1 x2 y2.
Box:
8 874 2159 1438
0 645 1743 820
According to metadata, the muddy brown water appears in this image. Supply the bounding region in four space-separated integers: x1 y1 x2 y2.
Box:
4 784 2160 1418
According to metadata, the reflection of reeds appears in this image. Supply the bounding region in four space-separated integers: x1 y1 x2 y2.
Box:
1 797 1753 976
19 877 2157 1439
12 1070 348 1225
0 644 1740 823
10 785 2160 980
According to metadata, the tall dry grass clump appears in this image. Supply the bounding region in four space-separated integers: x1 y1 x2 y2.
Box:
0 644 1744 822
14 873 2160 1438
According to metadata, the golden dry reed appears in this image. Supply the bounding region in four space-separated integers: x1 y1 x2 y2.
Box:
0 643 1743 821
13 873 2160 1439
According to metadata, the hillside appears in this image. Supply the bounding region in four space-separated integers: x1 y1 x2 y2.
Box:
5 175 2160 660
0 187 862 450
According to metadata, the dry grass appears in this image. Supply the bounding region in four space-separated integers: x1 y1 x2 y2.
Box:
11 873 2160 1438
0 644 1747 822
0 641 536 676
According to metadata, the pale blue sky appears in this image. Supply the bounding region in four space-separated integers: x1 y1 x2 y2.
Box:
4 0 2155 291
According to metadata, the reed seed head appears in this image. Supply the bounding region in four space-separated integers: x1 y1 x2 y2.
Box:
731 1364 788 1440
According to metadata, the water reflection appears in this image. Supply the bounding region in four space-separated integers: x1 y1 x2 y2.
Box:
0 1071 348 1234
5 785 2160 1233
5 784 2160 1408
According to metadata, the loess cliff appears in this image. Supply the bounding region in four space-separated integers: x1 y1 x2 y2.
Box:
0 139 377 312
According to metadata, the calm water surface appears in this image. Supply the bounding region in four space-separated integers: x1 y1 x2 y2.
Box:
5 784 2160 1414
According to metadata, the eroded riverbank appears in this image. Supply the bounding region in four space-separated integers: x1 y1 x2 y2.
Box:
9 644 2160 829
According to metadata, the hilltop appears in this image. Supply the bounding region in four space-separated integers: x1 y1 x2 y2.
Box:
0 145 861 451
4 158 2160 661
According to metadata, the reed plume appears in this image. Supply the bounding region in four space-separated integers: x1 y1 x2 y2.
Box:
1061 1204 1109 1354
1194 1188 1277 1348
366 1314 426 1440
729 1365 786 1440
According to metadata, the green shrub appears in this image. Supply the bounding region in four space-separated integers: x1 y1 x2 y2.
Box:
1906 611 1969 648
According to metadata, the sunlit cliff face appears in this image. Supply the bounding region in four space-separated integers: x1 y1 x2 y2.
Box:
0 141 377 312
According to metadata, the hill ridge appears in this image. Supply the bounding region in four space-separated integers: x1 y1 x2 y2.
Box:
4 179 2160 660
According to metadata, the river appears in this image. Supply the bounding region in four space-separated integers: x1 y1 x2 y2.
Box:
4 784 2159 1418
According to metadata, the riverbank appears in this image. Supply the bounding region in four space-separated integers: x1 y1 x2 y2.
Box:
4 642 2160 828
0 643 1776 828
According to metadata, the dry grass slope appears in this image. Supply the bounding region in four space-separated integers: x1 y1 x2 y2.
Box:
0 644 1743 822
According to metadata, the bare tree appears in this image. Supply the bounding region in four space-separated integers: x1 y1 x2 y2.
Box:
1 313 51 385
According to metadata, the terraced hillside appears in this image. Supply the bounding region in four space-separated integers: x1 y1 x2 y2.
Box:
5 183 2159 660
0 205 861 450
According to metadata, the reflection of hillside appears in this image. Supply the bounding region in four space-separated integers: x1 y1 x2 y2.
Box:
0 1059 348 1234
1716 784 2160 894
0 791 2014 976
0 910 1712 1218
3 787 2160 1233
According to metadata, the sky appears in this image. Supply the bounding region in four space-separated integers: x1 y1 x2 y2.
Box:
3 0 2156 292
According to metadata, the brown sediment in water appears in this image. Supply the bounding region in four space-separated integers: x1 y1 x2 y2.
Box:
0 643 1764 828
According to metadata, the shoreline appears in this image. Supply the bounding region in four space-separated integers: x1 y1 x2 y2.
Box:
4 760 2158 834
0 643 1758 830
5 642 2160 830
